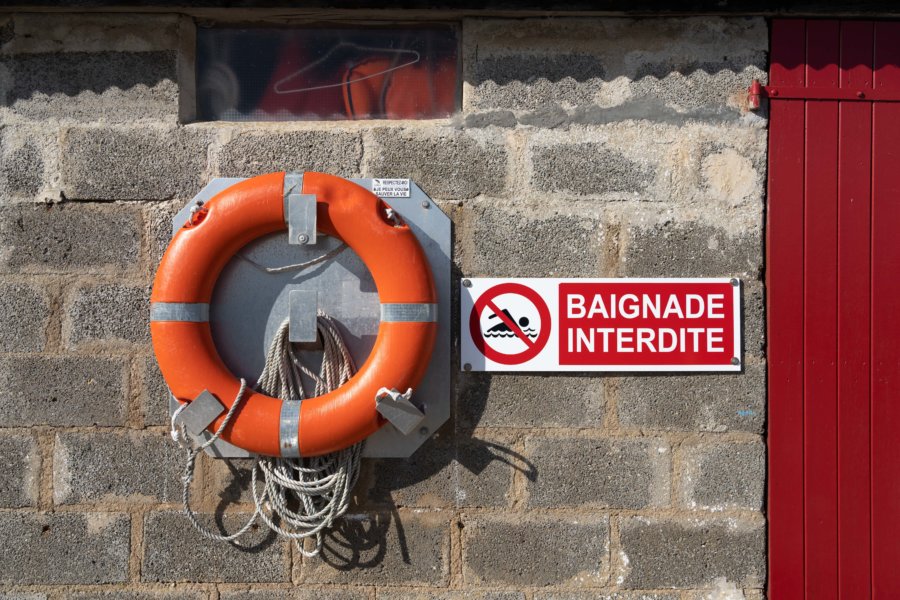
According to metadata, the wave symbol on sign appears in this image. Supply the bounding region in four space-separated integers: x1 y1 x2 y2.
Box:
483 308 538 339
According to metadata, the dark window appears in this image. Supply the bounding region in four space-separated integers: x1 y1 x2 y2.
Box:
196 25 459 121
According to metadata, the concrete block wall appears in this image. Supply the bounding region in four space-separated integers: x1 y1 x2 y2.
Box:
0 11 768 600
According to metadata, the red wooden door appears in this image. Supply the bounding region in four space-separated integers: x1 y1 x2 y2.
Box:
768 19 900 599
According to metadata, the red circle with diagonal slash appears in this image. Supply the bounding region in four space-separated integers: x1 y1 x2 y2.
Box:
469 282 552 365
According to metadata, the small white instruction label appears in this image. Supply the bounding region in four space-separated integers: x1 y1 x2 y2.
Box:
372 178 411 198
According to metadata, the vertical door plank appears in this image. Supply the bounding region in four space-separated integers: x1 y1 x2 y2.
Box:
871 21 900 599
874 22 900 92
837 19 874 600
768 18 807 600
803 20 840 600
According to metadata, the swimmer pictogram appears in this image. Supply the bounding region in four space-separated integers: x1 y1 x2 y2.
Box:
484 308 539 338
468 282 551 365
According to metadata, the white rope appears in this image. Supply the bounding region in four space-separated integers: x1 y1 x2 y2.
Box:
236 243 348 274
174 378 261 543
172 312 363 556
252 315 363 557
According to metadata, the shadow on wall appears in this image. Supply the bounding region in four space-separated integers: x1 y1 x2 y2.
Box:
318 434 538 570
314 348 540 569
469 53 757 87
309 236 538 569
0 50 177 104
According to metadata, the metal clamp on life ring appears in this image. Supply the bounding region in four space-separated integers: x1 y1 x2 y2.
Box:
150 172 438 457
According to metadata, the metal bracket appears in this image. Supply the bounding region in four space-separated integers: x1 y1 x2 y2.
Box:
288 193 317 245
748 77 900 107
375 388 426 435
168 394 251 457
289 289 318 343
177 389 225 436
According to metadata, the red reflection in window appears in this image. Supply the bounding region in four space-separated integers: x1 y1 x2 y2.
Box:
197 27 459 121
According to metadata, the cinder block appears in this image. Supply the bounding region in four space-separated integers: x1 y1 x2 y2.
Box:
524 437 669 509
630 67 767 115
366 435 513 508
517 104 569 129
65 284 150 347
743 282 765 358
0 356 126 427
700 146 763 207
378 592 525 600
619 516 765 589
4 13 179 54
460 201 612 278
302 511 449 586
0 512 130 584
147 199 182 265
465 18 767 115
221 589 370 600
54 431 182 504
202 456 256 505
367 438 455 508
456 436 516 508
461 110 517 128
621 222 762 279
462 515 608 586
142 511 288 583
535 593 679 600
217 131 362 177
0 281 50 352
616 363 765 434
531 143 655 196
0 433 39 507
0 129 44 197
68 592 205 600
680 440 765 511
142 356 171 426
678 590 759 600
467 51 606 111
1 52 177 122
458 373 603 429
61 127 207 200
367 129 508 200
0 204 141 273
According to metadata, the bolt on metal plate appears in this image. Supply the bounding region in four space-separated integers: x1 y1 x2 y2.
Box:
288 193 317 246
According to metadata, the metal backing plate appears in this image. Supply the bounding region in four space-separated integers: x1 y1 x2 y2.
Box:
166 177 451 458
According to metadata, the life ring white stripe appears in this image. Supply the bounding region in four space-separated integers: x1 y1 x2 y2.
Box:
279 400 302 458
380 303 438 323
150 302 210 322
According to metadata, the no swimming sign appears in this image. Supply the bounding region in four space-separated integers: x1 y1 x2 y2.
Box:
460 278 742 372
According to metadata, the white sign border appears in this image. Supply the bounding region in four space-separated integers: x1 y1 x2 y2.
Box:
460 277 743 373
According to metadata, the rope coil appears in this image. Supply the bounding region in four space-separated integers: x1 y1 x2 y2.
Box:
171 313 363 556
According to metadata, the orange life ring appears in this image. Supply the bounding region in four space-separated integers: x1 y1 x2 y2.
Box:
150 172 437 457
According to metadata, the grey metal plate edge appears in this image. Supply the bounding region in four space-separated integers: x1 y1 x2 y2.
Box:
166 176 451 458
